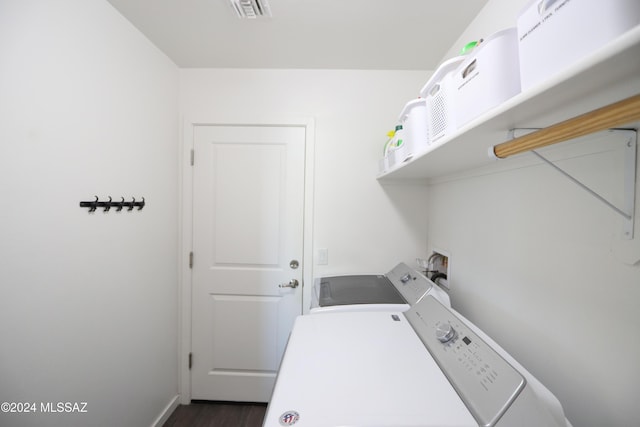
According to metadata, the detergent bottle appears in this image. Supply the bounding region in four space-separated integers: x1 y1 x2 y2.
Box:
394 124 404 149
383 129 396 157
383 125 405 169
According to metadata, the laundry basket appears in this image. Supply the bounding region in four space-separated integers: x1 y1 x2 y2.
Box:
420 56 465 145
453 28 521 127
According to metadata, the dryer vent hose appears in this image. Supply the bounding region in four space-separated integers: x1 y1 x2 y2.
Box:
430 272 447 283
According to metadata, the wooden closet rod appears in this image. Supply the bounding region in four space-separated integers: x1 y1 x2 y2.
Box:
492 93 640 158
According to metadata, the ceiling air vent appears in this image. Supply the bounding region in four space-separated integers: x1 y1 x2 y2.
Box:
228 0 272 19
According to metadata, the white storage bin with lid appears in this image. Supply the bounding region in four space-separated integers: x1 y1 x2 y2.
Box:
517 0 640 91
453 28 521 127
398 98 429 161
419 56 465 145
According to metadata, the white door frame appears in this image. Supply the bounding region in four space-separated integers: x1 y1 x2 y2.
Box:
178 117 315 404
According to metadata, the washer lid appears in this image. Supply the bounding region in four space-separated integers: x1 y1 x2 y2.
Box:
318 275 405 307
264 311 476 427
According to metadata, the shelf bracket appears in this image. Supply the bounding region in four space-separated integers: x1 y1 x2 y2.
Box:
492 94 640 158
511 130 636 239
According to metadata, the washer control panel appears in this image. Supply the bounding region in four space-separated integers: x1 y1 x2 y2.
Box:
405 296 526 427
386 263 433 305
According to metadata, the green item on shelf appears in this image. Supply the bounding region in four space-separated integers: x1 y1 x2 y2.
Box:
460 40 479 55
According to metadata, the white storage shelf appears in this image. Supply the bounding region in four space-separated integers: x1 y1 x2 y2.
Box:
377 25 640 182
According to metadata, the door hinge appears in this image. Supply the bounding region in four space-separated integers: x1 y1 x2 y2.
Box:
190 149 194 166
189 252 193 269
188 352 193 370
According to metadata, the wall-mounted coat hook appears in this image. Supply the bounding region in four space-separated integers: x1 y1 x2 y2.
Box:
114 197 125 212
80 196 146 213
81 196 99 212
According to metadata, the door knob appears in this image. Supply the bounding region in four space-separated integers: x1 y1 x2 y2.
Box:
279 279 299 288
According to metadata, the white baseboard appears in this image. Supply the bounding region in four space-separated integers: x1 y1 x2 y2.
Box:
151 394 180 427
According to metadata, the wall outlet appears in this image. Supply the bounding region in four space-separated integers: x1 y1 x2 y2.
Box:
316 248 328 265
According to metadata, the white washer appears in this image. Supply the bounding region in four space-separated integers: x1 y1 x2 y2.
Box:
264 295 570 427
310 262 450 313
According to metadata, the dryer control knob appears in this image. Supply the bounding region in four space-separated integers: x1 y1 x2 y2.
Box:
436 323 456 343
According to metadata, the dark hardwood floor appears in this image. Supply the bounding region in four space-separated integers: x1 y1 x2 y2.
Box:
163 401 267 427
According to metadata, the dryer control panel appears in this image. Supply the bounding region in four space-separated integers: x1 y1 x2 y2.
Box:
405 296 526 427
386 263 432 305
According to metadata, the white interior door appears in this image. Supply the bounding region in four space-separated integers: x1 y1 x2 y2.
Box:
191 124 305 402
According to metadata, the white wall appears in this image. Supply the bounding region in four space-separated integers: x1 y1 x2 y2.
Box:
180 69 431 285
429 1 640 426
0 1 179 426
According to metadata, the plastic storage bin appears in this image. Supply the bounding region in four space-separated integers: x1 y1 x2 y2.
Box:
517 0 640 91
419 56 466 145
453 28 521 127
398 98 429 161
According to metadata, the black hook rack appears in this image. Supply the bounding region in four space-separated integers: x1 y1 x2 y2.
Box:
80 196 145 213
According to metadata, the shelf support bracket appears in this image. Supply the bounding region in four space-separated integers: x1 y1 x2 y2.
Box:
512 131 636 239
492 94 640 158
490 94 640 239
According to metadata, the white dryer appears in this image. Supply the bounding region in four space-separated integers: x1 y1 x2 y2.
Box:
264 295 570 427
310 262 449 313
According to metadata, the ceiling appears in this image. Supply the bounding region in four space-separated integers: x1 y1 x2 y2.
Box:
106 0 489 70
